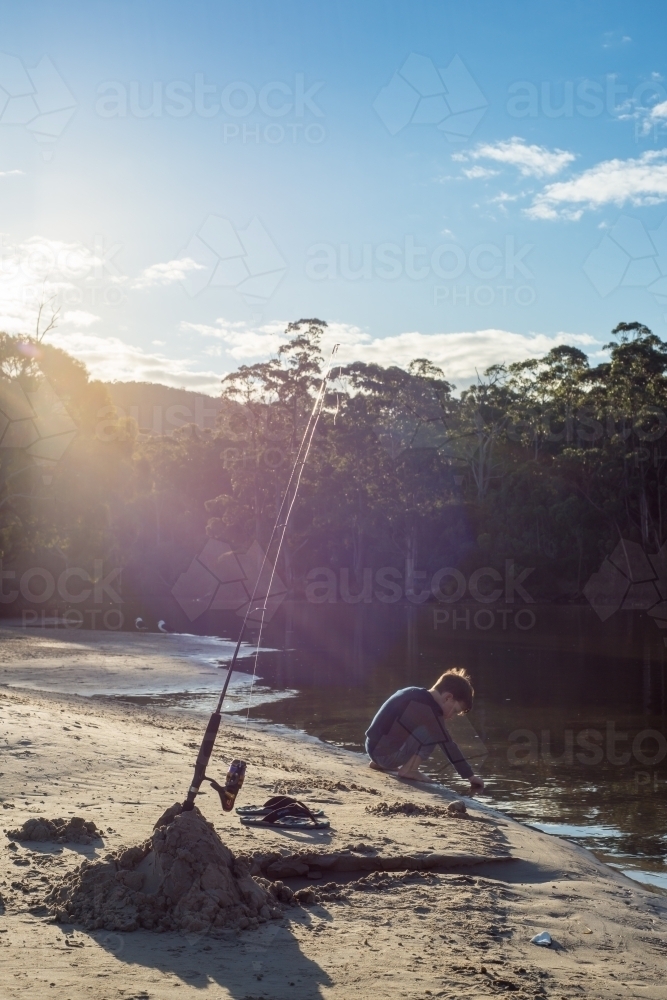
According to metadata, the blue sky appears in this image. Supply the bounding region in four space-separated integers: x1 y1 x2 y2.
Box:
2 0 667 392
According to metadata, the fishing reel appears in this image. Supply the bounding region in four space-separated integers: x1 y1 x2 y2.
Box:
181 706 247 814
204 759 247 812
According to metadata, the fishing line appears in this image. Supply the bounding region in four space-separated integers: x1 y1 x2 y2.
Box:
242 345 340 727
215 343 339 719
333 365 342 426
182 343 340 814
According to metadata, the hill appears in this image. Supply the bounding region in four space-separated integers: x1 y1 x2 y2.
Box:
104 381 223 434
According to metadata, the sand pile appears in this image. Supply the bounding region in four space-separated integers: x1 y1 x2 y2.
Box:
292 870 442 905
7 816 102 844
273 777 380 796
45 804 287 933
241 843 511 879
366 799 467 818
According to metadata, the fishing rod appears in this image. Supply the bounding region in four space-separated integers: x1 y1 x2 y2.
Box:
182 343 340 814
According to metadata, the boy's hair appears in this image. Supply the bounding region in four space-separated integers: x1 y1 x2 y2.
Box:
433 668 474 712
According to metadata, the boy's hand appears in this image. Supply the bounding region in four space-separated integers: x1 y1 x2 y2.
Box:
468 775 485 795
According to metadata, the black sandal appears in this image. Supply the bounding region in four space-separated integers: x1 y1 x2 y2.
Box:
238 800 330 829
236 795 324 817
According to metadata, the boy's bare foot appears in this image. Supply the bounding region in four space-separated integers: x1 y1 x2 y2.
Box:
396 769 437 783
369 760 398 774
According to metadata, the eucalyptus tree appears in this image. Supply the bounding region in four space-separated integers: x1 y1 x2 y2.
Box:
205 319 329 589
574 322 667 546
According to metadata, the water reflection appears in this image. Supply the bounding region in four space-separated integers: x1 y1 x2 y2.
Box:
235 602 667 890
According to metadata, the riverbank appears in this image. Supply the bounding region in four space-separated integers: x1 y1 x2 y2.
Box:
0 623 291 710
1 629 667 998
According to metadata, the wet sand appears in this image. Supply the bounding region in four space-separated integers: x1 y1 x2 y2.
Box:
1 627 667 999
0 624 285 707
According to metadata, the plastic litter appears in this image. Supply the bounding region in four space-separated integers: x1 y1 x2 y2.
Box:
530 930 552 947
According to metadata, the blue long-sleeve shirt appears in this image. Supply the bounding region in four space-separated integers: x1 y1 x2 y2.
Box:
365 686 474 779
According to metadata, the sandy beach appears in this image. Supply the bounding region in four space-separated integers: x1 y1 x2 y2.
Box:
1 626 666 1000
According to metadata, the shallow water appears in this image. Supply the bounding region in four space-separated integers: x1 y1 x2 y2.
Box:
228 602 667 893
7 605 667 891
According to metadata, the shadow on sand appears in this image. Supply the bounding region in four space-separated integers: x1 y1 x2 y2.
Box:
89 906 333 999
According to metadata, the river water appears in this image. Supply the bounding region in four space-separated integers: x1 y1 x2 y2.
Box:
11 602 664 891
226 601 667 892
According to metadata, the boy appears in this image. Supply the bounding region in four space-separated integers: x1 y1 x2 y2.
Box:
365 668 484 794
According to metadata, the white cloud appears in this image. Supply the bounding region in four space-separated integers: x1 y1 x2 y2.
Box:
650 101 667 121
62 310 100 327
462 165 499 179
183 317 599 390
0 169 24 177
48 314 601 397
45 330 225 396
489 191 521 204
325 327 598 385
181 318 288 359
615 79 667 137
133 257 204 290
460 137 576 178
0 234 128 337
602 31 631 48
527 148 667 219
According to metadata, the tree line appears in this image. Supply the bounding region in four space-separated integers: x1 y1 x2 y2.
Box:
0 317 665 612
